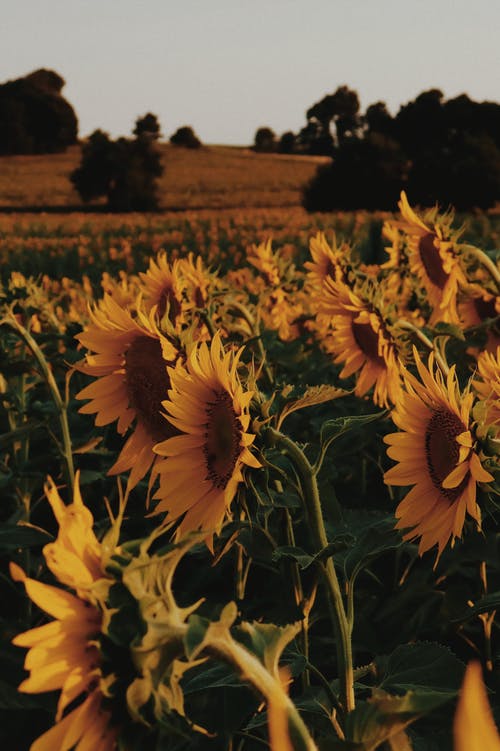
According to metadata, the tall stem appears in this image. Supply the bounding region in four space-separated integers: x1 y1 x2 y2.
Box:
462 244 500 292
1 314 75 491
267 428 355 713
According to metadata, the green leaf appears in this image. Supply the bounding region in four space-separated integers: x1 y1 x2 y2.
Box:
0 421 44 448
378 642 465 699
320 411 385 453
272 545 314 570
330 509 404 583
451 591 500 622
0 523 52 552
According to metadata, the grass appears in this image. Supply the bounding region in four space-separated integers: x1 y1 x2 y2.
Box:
0 144 328 211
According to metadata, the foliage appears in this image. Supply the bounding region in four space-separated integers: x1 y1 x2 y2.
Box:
71 116 164 211
0 68 78 155
0 195 499 750
170 125 202 149
253 126 277 153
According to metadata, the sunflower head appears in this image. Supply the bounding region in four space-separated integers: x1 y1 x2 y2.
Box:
153 332 261 542
384 349 494 559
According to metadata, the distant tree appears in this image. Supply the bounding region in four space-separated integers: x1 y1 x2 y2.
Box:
71 121 164 211
303 134 408 212
306 85 361 151
253 127 276 153
0 68 77 155
364 101 395 138
170 125 202 149
278 131 296 154
133 113 161 140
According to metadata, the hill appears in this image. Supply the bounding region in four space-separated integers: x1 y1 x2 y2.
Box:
0 144 328 211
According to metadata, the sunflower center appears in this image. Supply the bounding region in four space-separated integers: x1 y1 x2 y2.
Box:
203 389 242 490
351 320 385 366
418 233 449 290
425 409 467 501
157 286 182 323
474 295 497 321
124 336 177 442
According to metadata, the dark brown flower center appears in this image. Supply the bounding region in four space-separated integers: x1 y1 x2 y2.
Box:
203 389 242 490
157 286 183 324
425 409 468 502
418 233 449 290
351 320 385 367
474 295 497 321
124 336 177 442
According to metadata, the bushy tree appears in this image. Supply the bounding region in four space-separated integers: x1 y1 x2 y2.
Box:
253 127 276 153
303 134 408 212
0 68 78 155
133 112 161 140
71 116 163 211
278 131 297 154
169 125 202 149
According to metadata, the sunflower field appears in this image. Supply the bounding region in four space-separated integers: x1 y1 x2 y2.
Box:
1 196 499 751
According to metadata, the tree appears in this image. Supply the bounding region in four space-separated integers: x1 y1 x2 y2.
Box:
169 125 202 149
278 131 296 154
0 68 78 155
133 113 161 140
306 85 361 151
302 134 408 212
253 127 276 153
71 116 164 211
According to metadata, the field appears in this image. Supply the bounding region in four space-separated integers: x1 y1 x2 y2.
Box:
0 143 328 210
1 148 500 751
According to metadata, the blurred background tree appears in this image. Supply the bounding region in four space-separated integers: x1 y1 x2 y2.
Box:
0 68 78 154
253 126 276 153
71 115 164 211
169 125 202 149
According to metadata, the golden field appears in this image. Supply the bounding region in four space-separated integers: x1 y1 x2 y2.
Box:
0 143 328 210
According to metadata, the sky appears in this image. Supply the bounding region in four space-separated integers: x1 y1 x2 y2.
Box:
3 0 499 145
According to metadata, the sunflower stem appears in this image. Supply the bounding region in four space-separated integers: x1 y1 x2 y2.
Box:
284 508 310 691
1 312 75 491
462 244 500 292
206 631 318 751
266 427 355 714
397 320 450 376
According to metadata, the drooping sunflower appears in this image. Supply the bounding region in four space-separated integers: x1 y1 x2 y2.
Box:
397 191 467 325
318 277 402 408
384 350 494 558
11 475 118 751
153 332 261 539
76 294 179 489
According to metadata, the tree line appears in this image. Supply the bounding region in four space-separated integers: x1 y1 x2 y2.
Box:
254 85 500 211
1 70 499 211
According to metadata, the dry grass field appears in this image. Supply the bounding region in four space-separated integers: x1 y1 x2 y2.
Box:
0 143 328 211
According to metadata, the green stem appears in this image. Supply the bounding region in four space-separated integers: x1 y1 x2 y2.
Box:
462 244 500 292
1 313 75 491
267 428 355 714
207 632 318 751
284 508 310 691
397 320 450 376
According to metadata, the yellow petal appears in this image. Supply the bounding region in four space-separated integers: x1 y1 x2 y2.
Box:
454 662 500 751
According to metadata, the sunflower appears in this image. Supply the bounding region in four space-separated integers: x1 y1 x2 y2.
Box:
153 332 261 539
247 239 281 287
473 347 500 432
76 294 179 489
139 251 187 326
11 475 118 751
459 283 500 353
384 350 494 558
304 232 349 289
318 278 402 407
397 191 466 325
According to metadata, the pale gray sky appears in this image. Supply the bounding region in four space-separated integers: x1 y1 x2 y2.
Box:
3 0 499 144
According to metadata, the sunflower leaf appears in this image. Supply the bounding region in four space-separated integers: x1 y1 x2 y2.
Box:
0 522 52 551
451 591 500 622
377 642 465 698
318 411 385 459
276 385 348 430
